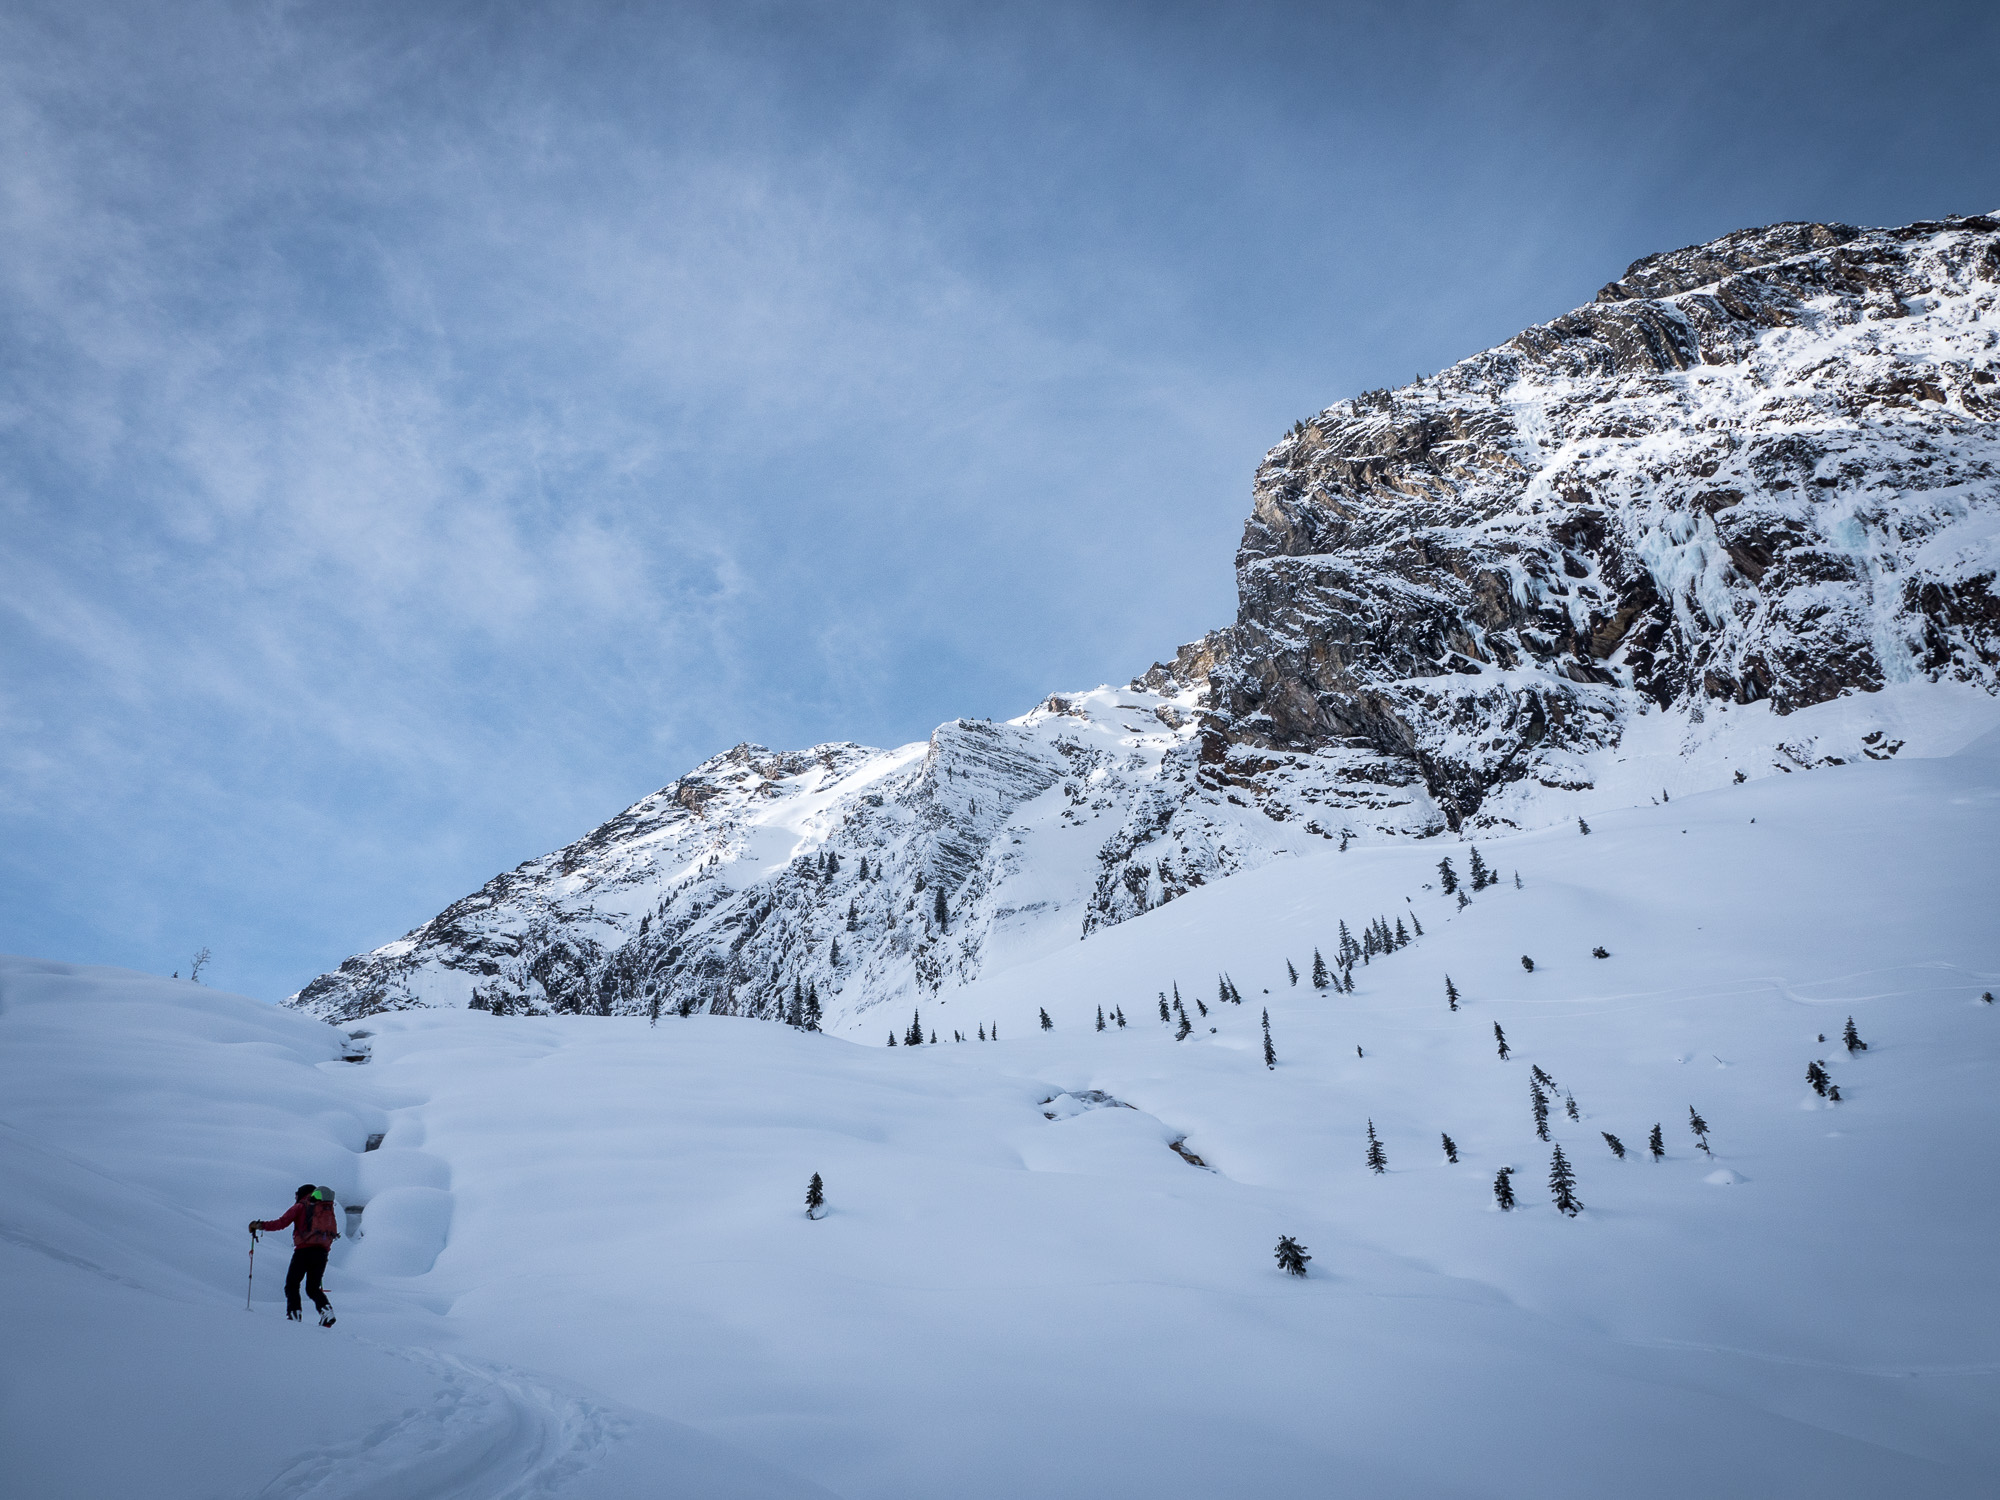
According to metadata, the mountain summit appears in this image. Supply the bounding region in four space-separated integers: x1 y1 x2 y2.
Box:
291 213 1999 1028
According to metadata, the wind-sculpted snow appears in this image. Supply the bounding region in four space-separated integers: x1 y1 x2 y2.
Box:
293 213 1999 1028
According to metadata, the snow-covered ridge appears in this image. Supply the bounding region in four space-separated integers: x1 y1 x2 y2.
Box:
291 213 2000 1029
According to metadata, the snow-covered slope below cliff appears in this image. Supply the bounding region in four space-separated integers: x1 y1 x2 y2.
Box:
10 723 1999 1498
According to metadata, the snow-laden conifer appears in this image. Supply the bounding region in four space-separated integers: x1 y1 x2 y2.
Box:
1601 1132 1626 1159
1549 1145 1582 1216
1688 1107 1712 1156
1445 976 1460 1011
1843 1017 1868 1052
1441 1133 1459 1164
1437 857 1458 894
1493 1022 1510 1061
1365 1120 1387 1174
1038 1007 1052 1031
1648 1123 1665 1160
1274 1235 1310 1277
1494 1167 1516 1210
805 1172 825 1220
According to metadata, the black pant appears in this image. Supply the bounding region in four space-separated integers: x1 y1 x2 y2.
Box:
284 1247 330 1314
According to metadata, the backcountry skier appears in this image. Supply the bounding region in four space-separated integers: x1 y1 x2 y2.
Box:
250 1184 340 1325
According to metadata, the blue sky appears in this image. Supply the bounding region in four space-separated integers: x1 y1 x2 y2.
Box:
3 0 1994 1001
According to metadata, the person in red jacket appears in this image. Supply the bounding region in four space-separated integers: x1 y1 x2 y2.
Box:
251 1184 339 1325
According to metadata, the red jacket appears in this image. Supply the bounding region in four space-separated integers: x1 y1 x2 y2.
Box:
257 1199 339 1249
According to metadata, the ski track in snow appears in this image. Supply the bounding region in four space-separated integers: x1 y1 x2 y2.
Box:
252 1348 623 1500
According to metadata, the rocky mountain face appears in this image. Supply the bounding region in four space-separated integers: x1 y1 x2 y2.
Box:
290 213 1999 1030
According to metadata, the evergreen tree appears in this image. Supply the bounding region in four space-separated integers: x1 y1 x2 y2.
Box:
1159 993 1171 1023
1115 1006 1127 1028
1456 891 1470 910
1564 1091 1580 1122
829 937 840 965
1274 1235 1311 1277
978 1024 986 1041
1577 817 1591 835
1445 975 1460 1011
1521 955 1535 973
1513 871 1522 890
846 901 858 931
1356 1045 1364 1058
805 1172 825 1220
906 1009 925 1047
1828 1083 1842 1102
888 1032 897 1046
1039 1007 1053 1031
1985 992 1995 1004
1096 1005 1106 1032
1688 1107 1712 1156
1437 857 1459 894
1805 1060 1830 1097
805 987 821 1031
933 887 949 930
1175 1004 1192 1042
1312 949 1330 989
1394 918 1410 948
1494 1167 1516 1210
1648 1122 1665 1160
1196 997 1208 1017
826 850 840 876
1592 946 1610 959
1441 1133 1459 1164
857 855 869 881
1365 1120 1388 1174
1530 1081 1551 1141
1842 1016 1867 1052
1342 966 1355 994
1337 921 1355 964
1530 1064 1557 1092
992 1023 999 1040
1263 1029 1277 1069
1287 959 1299 986
1549 1145 1582 1216
1409 911 1424 937
1602 1132 1626 1159
1467 846 1490 890
1494 1022 1511 1060
930 1031 937 1044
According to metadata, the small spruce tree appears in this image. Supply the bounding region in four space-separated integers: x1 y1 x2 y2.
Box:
1437 857 1459 894
1531 1064 1557 1091
1494 1167 1516 1210
1409 911 1424 937
1688 1107 1712 1156
978 1024 986 1041
888 1032 897 1046
1274 1235 1311 1277
1828 1083 1842 1102
1115 1006 1127 1028
1394 918 1410 947
829 937 840 965
1591 946 1610 959
1602 1132 1626 1159
648 993 662 1027
1842 1017 1867 1052
1648 1122 1665 1160
1365 1119 1388 1174
1805 1060 1830 1097
805 1172 825 1220
1287 958 1299 986
1264 1029 1277 1069
1174 1005 1192 1042
1531 1081 1551 1141
1039 1007 1053 1031
1095 1005 1106 1032
1494 1022 1511 1060
1577 817 1591 835
1159 993 1171 1023
1312 950 1330 989
1445 976 1460 1011
1549 1145 1582 1216
1521 955 1535 973
1196 997 1208 1017
1467 846 1490 890
1441 1133 1459 1164
1564 1091 1580 1122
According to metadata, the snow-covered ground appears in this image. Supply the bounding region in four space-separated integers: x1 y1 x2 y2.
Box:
6 721 1999 1497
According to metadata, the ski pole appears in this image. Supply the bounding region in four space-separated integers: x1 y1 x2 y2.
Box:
246 1228 258 1311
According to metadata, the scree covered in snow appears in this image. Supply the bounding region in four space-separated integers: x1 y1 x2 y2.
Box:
5 701 1998 1497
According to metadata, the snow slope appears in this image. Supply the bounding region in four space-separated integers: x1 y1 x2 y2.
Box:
7 719 1998 1497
